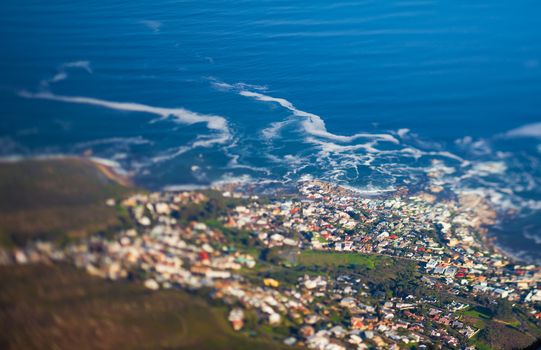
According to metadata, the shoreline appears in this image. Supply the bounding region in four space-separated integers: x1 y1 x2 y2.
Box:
1 155 538 266
88 156 133 187
1 158 540 350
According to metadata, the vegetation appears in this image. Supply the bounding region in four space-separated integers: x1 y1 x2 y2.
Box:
462 302 541 350
175 190 246 223
1 158 539 350
297 250 379 269
0 264 292 350
245 249 428 303
0 158 135 247
0 158 297 350
462 306 493 320
474 321 537 350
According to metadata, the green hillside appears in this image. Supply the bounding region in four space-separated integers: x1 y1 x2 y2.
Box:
0 264 290 350
0 158 133 247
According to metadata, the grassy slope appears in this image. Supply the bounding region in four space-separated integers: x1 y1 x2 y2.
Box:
462 306 541 350
242 249 420 296
0 158 294 350
298 250 378 269
0 158 133 246
0 264 290 350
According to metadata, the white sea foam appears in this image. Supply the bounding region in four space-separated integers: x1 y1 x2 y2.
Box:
150 146 192 164
429 151 465 163
18 89 232 165
18 91 231 150
229 163 272 175
261 120 292 140
211 80 398 143
40 61 92 87
396 128 410 138
211 80 449 185
63 61 92 73
210 80 268 92
19 91 228 132
238 90 399 144
141 20 162 33
470 161 507 176
455 136 492 156
307 137 379 153
523 229 541 245
192 132 232 148
524 200 541 211
163 184 210 191
505 122 541 138
225 149 272 175
283 154 304 164
211 174 254 187
226 151 271 175
112 153 128 160
74 136 152 148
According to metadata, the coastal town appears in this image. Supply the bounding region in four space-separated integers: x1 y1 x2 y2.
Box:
2 180 541 349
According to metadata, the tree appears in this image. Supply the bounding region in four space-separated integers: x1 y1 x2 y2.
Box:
494 300 514 322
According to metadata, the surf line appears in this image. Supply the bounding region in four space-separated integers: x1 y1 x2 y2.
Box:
212 80 399 144
18 90 232 151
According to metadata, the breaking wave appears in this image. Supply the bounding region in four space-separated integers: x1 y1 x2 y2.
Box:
239 90 399 144
505 122 541 138
13 72 541 250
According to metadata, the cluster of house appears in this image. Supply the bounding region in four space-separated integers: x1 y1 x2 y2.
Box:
2 180 541 349
223 180 541 314
286 273 470 349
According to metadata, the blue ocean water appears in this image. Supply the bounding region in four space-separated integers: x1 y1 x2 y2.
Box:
1 1 540 261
